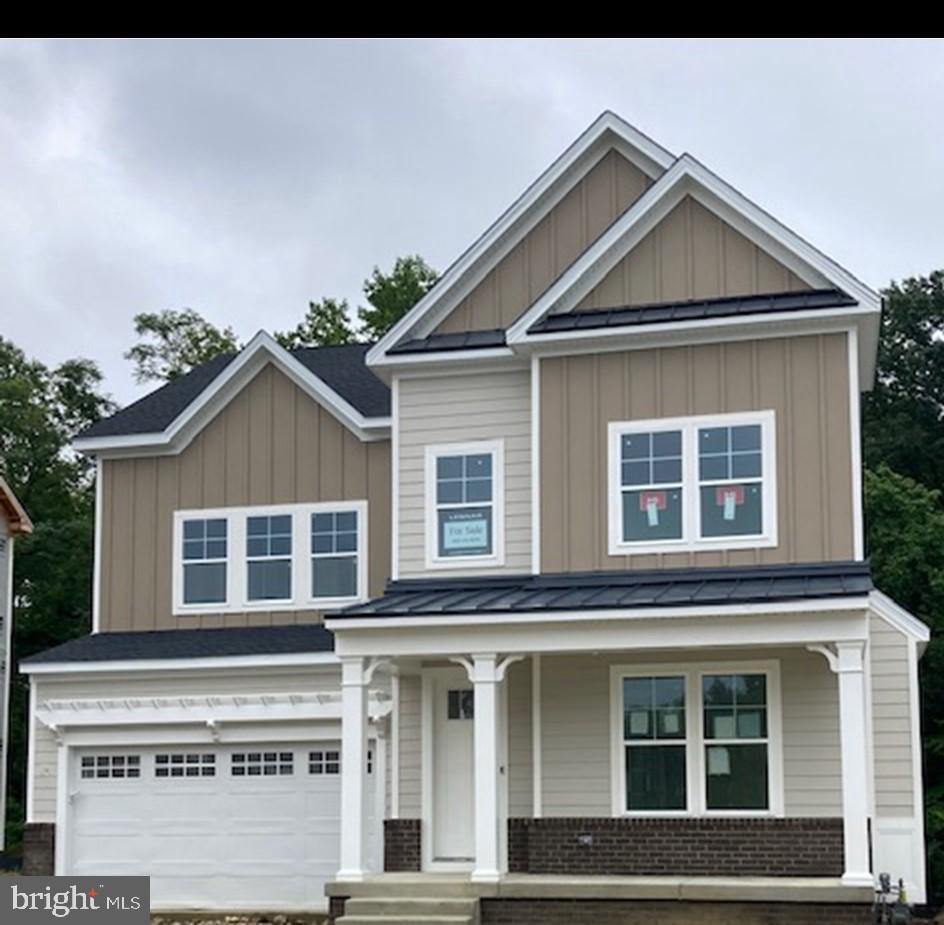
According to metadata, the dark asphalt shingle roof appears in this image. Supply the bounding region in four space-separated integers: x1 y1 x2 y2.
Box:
389 329 507 355
79 343 390 440
22 624 335 665
527 288 858 335
335 561 872 618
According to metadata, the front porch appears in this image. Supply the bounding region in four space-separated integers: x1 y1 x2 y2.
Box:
326 573 879 902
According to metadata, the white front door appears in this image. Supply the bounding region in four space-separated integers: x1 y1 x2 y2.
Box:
431 669 475 863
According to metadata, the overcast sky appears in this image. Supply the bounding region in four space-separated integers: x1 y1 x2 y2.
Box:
1 38 941 406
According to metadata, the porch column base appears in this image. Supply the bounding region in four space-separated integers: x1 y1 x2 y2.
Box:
841 872 875 888
334 870 367 883
471 869 501 884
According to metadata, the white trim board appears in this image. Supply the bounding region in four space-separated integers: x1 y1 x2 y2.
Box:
73 331 391 457
367 113 674 369
21 651 340 676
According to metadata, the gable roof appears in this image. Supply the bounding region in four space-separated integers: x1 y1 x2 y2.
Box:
0 476 32 535
366 112 676 369
74 334 391 455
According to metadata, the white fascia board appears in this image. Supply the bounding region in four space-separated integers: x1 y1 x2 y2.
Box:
21 650 339 676
869 590 931 646
367 113 675 367
326 595 870 632
368 347 520 380
506 155 882 382
72 330 390 457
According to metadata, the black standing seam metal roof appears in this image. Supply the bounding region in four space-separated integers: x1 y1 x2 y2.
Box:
79 343 390 441
334 562 873 618
527 288 858 335
389 329 507 355
22 624 335 665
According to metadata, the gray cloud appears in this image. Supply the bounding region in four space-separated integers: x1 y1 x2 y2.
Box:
0 38 941 405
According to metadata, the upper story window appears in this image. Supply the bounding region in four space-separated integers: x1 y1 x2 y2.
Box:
173 501 367 615
424 440 505 569
608 411 776 556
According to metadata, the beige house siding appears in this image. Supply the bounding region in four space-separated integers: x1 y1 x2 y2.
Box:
434 150 651 335
506 660 533 818
99 363 391 631
397 370 531 577
870 614 915 815
539 649 841 818
29 665 347 823
540 333 854 572
575 195 810 310
398 673 422 819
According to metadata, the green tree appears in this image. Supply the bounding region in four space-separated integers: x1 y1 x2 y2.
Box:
357 255 438 341
125 309 239 384
863 271 944 487
0 337 114 850
274 298 356 349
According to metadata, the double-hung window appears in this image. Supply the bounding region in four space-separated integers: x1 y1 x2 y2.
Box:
425 440 504 567
609 411 776 555
612 662 782 816
173 502 366 614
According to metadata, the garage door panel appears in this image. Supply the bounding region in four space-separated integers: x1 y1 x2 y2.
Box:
69 740 373 911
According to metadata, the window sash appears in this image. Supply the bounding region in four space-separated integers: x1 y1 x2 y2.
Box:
609 412 775 555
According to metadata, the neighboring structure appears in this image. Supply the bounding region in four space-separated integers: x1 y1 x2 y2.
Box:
21 114 929 923
0 476 32 850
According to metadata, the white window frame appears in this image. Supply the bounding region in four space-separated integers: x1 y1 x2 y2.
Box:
607 410 778 556
609 660 784 819
172 500 368 616
424 439 505 569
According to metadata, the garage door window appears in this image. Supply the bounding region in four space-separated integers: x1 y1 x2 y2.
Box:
80 755 141 779
155 753 216 778
232 751 294 776
309 750 340 774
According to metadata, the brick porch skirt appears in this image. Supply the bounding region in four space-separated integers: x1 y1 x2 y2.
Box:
507 817 845 877
384 817 845 877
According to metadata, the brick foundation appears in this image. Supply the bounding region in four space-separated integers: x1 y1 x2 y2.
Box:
480 899 871 924
384 818 421 872
22 823 55 876
506 817 844 877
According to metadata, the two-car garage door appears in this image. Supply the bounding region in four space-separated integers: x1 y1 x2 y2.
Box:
66 741 377 911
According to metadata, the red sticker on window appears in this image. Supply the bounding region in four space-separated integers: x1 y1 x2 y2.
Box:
715 485 745 506
639 490 667 510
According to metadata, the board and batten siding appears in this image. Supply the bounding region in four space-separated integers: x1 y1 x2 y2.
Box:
575 195 810 310
538 649 841 818
99 363 391 631
870 614 914 816
29 666 346 823
433 150 652 335
540 333 854 572
397 370 531 577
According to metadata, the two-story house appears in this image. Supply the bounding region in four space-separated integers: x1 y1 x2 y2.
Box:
21 113 928 925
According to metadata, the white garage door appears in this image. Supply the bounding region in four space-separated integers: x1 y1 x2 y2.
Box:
66 741 378 911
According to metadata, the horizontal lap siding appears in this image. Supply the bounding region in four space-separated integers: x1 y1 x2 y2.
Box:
507 660 533 818
537 650 841 818
398 371 531 576
434 150 651 335
540 333 854 572
870 615 914 815
398 674 422 819
100 363 391 631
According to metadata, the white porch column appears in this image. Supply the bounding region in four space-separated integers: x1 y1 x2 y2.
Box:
471 653 501 883
836 640 873 887
338 656 369 880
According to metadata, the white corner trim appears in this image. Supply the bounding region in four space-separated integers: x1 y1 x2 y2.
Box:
907 636 928 903
92 457 103 634
367 112 675 367
73 330 391 457
869 591 931 644
25 675 37 822
531 654 542 818
423 439 506 570
848 327 865 560
530 355 541 575
21 651 340 676
391 375 400 581
606 410 778 557
506 154 881 346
